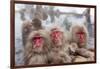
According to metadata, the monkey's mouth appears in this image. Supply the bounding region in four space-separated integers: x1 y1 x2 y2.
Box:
53 40 62 46
32 36 44 48
79 37 85 43
33 42 41 48
79 39 85 43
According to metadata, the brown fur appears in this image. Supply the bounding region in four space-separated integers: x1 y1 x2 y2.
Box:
68 42 94 62
35 5 48 20
68 43 94 62
22 20 33 46
73 56 88 62
70 24 94 62
31 18 43 30
48 27 72 64
22 18 43 46
70 24 88 48
24 30 51 65
75 48 94 61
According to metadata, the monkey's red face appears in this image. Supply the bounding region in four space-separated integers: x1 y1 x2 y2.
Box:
51 30 63 46
32 35 44 48
76 31 85 43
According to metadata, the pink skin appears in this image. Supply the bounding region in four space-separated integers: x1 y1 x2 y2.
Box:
32 35 44 48
51 31 63 46
76 32 85 43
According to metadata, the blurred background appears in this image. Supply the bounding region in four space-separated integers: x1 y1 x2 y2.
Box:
15 4 95 66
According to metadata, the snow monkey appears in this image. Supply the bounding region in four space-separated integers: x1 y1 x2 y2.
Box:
35 5 48 20
31 18 43 30
22 20 33 46
22 18 43 46
70 24 88 48
24 30 51 65
70 24 94 62
48 27 72 64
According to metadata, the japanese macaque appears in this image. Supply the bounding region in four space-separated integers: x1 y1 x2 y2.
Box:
48 27 72 64
22 18 43 46
70 24 94 62
35 5 48 20
67 43 78 60
31 18 43 30
24 30 51 65
22 20 33 46
70 24 88 48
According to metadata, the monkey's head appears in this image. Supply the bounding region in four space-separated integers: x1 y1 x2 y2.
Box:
50 27 65 47
32 18 42 29
70 24 88 47
22 21 33 33
25 30 50 53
